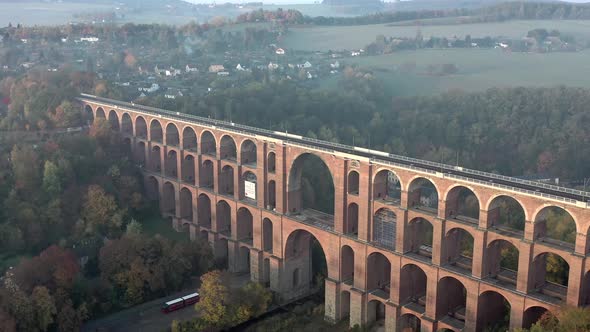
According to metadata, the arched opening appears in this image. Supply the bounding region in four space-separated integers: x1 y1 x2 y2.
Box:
165 123 180 146
150 119 163 143
406 217 434 261
181 155 195 184
162 182 175 215
268 152 276 173
523 306 557 329
108 110 120 131
400 264 427 310
284 230 328 301
340 291 351 325
241 171 257 203
345 203 359 237
267 181 276 210
488 195 526 235
485 239 519 287
263 218 273 253
367 300 386 328
531 252 569 302
220 165 235 196
84 105 94 124
182 127 197 151
135 141 146 165
237 207 253 244
121 113 132 135
214 238 228 269
135 116 147 139
179 188 193 222
373 208 397 250
96 107 106 119
200 230 208 241
582 270 590 307
348 171 359 195
216 201 231 236
287 153 335 229
201 131 216 156
534 206 577 250
150 146 162 172
444 228 474 274
367 252 391 299
165 150 178 178
122 137 132 154
263 258 271 287
146 176 159 202
200 160 214 189
373 170 401 204
240 139 257 166
399 313 421 332
220 135 237 161
436 277 467 327
446 186 479 224
237 246 251 275
476 291 511 332
197 194 211 228
341 245 354 285
408 177 438 214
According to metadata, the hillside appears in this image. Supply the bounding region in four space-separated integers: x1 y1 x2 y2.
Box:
323 0 382 6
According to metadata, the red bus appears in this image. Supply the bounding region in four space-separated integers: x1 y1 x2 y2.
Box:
161 293 200 313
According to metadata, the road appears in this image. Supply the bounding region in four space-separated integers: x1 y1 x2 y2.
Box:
83 273 251 332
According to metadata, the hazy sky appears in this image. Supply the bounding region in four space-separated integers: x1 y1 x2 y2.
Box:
184 0 321 3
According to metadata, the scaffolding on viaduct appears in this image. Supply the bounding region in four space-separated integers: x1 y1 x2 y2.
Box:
80 94 590 332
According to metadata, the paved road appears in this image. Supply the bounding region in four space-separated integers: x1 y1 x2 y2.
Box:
83 273 251 332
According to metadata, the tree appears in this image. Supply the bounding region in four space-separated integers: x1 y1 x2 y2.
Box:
10 145 40 193
81 185 120 236
52 101 81 128
124 52 137 69
514 306 590 332
42 161 62 196
31 286 56 332
196 270 231 328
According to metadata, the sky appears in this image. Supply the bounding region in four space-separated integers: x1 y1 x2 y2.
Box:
184 0 321 3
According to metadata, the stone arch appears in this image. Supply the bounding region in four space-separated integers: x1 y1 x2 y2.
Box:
366 252 391 298
287 153 335 218
345 203 359 237
408 177 439 213
237 207 253 243
220 165 235 196
216 200 231 236
135 116 147 139
348 170 359 195
443 227 474 273
533 206 577 248
145 176 159 201
95 107 106 119
181 154 195 184
485 239 519 287
523 306 556 329
201 131 216 156
241 171 257 202
267 152 276 173
135 141 146 165
444 185 480 223
400 264 427 309
200 160 214 189
165 150 178 178
165 123 180 146
487 195 526 235
406 217 434 260
373 169 402 204
341 245 354 284
399 313 421 332
267 180 276 210
84 104 94 124
162 182 176 214
182 126 197 151
108 110 120 131
149 119 163 143
240 139 257 166
436 276 467 326
367 300 386 326
581 270 590 306
237 246 250 274
150 145 162 172
283 229 328 301
179 187 193 222
373 208 397 250
220 135 237 161
531 252 569 302
121 113 132 135
197 194 211 228
476 291 511 332
263 218 273 252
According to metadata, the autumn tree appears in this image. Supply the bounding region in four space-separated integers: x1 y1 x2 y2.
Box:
80 185 122 236
31 286 56 332
196 270 231 328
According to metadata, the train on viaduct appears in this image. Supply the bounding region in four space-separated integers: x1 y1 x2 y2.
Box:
79 94 590 332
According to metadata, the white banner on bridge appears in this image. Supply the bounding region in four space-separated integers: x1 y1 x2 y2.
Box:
245 181 256 200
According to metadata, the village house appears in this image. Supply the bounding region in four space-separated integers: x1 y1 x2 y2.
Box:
138 83 160 93
275 48 286 55
185 64 198 73
268 62 279 70
297 61 312 69
209 64 225 73
217 71 230 76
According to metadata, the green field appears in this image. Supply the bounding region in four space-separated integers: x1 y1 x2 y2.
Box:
333 48 590 96
283 20 590 51
141 213 190 243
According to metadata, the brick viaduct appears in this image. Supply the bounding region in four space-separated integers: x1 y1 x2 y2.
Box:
80 94 590 332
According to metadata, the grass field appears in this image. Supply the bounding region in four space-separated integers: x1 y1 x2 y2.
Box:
140 212 190 243
283 20 590 51
333 48 590 96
